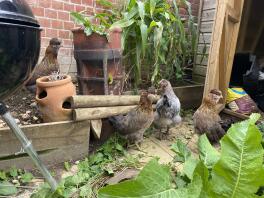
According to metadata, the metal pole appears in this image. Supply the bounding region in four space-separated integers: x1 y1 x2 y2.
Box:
0 102 58 191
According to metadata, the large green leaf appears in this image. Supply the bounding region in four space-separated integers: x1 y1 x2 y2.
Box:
140 22 148 57
0 181 17 196
171 139 198 180
149 0 157 18
194 162 210 198
211 113 264 198
198 134 220 169
98 159 179 198
137 1 145 21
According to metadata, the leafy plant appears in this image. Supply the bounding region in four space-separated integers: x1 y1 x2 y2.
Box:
31 135 139 198
0 167 34 196
70 0 127 36
111 0 198 85
98 113 264 198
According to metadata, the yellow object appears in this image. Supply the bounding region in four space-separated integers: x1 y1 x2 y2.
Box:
226 88 247 104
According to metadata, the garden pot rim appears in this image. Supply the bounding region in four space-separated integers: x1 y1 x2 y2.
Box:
71 26 122 34
36 75 72 87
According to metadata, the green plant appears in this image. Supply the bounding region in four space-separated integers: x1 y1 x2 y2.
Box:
111 0 197 85
70 0 127 36
98 113 264 198
31 135 140 198
0 167 35 196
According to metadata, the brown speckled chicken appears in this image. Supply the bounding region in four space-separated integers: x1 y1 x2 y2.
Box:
193 89 227 143
109 91 154 146
25 38 62 93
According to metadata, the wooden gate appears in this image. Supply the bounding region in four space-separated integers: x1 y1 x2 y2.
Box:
203 0 245 112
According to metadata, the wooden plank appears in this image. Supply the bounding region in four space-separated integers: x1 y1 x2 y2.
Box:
223 108 249 120
199 33 212 44
203 0 216 10
201 9 216 22
193 65 207 76
192 75 206 84
0 120 90 169
200 21 214 33
195 54 209 66
197 44 210 54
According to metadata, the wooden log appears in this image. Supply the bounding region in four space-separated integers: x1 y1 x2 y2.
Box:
73 106 138 121
70 95 160 108
0 120 90 169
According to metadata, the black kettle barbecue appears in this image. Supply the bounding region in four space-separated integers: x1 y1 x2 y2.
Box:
0 0 57 190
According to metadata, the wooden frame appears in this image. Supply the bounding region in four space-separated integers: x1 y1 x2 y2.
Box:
203 0 245 112
0 120 90 169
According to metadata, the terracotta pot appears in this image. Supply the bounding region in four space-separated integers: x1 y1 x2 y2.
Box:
72 27 122 50
36 75 76 122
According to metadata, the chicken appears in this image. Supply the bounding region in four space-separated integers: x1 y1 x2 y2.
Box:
109 91 154 147
25 38 62 93
153 79 182 139
193 89 226 143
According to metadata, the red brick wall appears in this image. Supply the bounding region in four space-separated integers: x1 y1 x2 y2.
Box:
27 0 200 77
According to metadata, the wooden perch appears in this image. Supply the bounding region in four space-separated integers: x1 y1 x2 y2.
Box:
73 106 138 121
70 95 160 108
73 105 156 121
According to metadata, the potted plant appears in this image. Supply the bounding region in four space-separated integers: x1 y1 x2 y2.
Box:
70 0 125 49
36 72 76 122
70 0 126 95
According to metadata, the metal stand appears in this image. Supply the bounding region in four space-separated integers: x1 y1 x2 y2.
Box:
0 102 58 191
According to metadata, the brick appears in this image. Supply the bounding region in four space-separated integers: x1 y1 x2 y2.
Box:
63 39 73 47
58 11 70 21
59 30 70 39
59 48 68 56
40 29 45 37
52 0 64 10
52 20 64 29
71 0 82 4
42 38 51 47
82 0 93 6
32 7 44 17
45 9 57 19
75 5 86 12
38 1 51 8
46 28 58 37
64 21 75 30
38 18 51 28
63 3 73 11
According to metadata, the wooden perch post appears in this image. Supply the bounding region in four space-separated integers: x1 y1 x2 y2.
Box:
73 105 156 121
70 95 160 108
73 106 138 121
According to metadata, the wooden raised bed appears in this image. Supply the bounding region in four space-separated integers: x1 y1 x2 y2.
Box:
0 120 90 169
124 81 204 109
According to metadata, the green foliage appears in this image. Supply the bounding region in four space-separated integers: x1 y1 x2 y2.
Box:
0 181 17 196
0 167 34 196
70 0 126 36
112 0 198 85
21 172 34 184
98 113 264 198
198 134 219 169
210 114 264 198
31 135 138 198
99 159 181 198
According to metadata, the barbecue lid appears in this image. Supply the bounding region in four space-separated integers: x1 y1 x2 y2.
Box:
0 0 39 27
